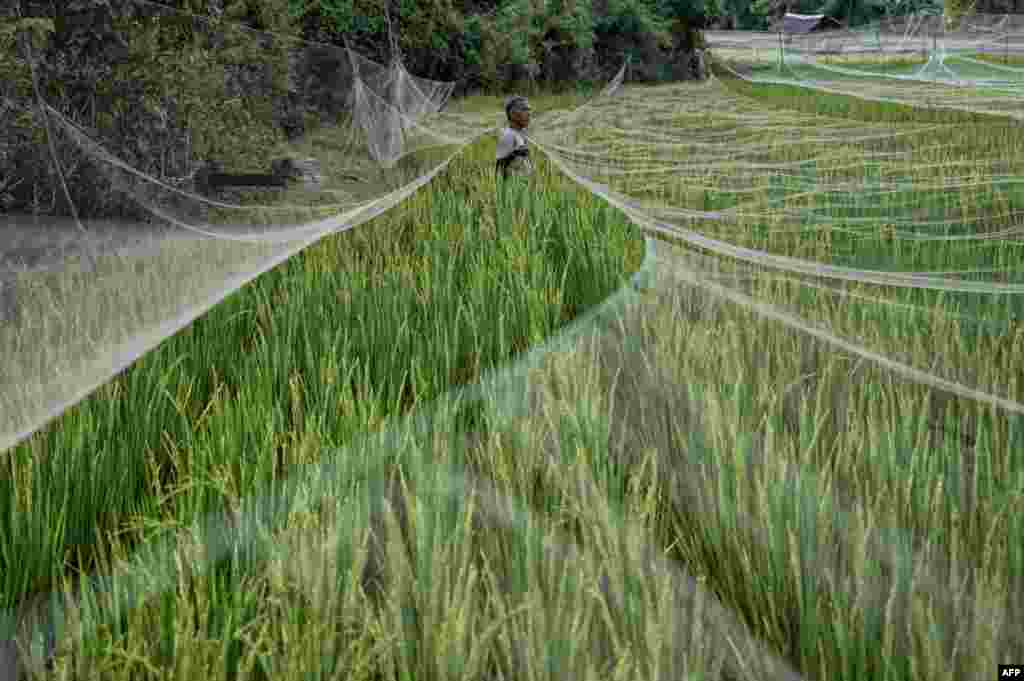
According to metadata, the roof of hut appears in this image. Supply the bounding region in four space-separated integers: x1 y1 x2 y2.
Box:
781 13 837 34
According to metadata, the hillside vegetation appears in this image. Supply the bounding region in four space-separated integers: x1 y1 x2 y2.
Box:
0 0 706 218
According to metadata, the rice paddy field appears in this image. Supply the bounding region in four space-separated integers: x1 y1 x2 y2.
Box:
3 45 1024 681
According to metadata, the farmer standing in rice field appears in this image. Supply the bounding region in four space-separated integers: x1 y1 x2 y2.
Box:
496 95 534 179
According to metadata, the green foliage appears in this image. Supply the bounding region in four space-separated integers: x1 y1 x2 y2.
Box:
702 0 725 21
98 2 298 170
0 16 56 53
817 0 888 26
251 0 302 33
287 0 696 87
390 0 463 60
0 17 56 209
310 0 357 33
494 0 538 66
551 0 597 51
596 0 670 40
0 17 56 98
462 13 485 68
300 0 384 36
482 0 601 79
721 0 771 30
943 0 976 26
654 0 706 22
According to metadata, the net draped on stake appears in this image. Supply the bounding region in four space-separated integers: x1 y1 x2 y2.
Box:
344 46 458 168
0 0 497 455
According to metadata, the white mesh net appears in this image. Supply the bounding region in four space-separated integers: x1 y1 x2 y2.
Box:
0 1 495 455
4 4 1024 680
730 13 1024 117
524 21 1024 674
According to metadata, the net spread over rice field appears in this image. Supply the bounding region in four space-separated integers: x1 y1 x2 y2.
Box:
4 12 1024 681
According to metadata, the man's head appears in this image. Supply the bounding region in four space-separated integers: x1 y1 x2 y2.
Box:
505 95 531 130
